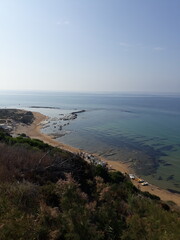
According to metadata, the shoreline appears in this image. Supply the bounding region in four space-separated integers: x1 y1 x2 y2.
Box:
13 111 180 207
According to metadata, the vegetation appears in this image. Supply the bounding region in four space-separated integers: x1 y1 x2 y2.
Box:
0 128 179 240
0 109 34 125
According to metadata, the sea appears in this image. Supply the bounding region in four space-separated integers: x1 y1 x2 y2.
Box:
0 90 180 193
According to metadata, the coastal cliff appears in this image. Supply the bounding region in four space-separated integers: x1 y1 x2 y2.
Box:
0 120 180 239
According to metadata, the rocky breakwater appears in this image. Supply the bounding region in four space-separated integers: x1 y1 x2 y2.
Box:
60 110 86 121
42 110 86 139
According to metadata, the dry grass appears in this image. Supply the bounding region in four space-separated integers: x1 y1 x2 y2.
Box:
0 143 52 182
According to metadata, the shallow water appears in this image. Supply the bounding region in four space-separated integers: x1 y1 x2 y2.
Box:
0 91 180 192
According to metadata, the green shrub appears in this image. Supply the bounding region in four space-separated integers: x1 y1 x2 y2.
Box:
109 171 125 183
142 191 160 201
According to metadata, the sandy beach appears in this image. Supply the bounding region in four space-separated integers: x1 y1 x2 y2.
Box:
13 111 180 207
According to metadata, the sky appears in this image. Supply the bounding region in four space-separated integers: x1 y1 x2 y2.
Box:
0 0 180 93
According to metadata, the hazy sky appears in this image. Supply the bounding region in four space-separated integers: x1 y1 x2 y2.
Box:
0 0 180 92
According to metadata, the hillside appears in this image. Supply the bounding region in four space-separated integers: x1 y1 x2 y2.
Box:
0 128 179 240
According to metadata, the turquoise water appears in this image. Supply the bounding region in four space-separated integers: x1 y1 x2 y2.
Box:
0 91 180 192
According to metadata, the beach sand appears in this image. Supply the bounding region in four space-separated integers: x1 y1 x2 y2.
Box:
13 111 180 207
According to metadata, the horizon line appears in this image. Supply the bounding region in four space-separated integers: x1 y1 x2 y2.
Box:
0 89 180 96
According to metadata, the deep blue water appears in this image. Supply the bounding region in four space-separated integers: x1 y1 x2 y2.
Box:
0 91 180 191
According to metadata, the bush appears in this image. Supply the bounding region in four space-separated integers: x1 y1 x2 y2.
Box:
0 134 180 240
142 191 160 201
109 171 125 183
93 165 109 182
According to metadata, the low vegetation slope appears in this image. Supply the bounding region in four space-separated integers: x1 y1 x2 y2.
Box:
0 109 34 125
0 128 179 240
